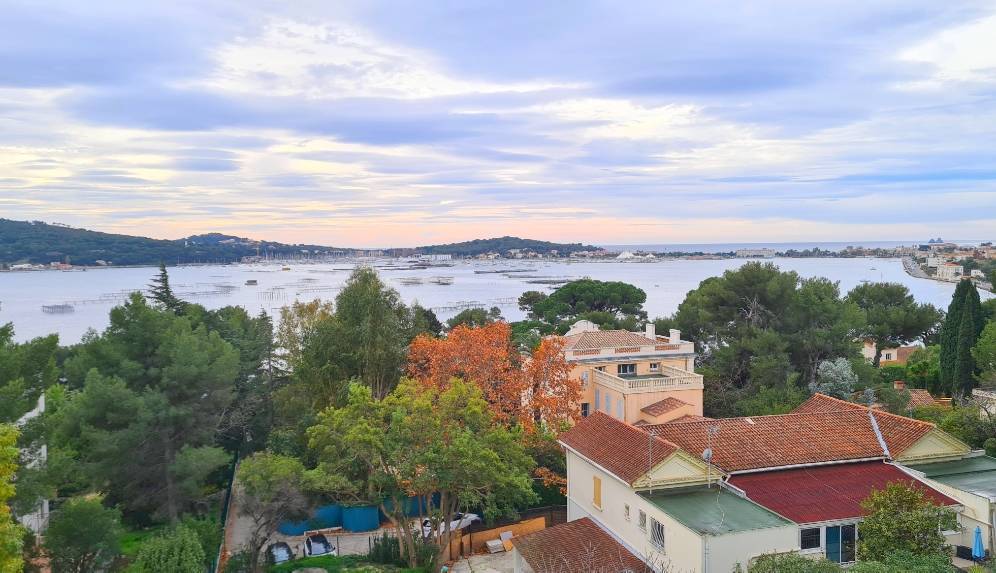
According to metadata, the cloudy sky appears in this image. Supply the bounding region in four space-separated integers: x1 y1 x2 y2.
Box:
2 1 996 247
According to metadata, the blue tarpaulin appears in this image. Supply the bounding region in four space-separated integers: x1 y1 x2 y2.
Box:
973 525 985 559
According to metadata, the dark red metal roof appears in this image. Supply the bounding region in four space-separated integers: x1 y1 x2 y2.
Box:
729 461 959 524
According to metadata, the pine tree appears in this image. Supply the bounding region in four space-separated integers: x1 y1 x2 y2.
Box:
147 262 184 313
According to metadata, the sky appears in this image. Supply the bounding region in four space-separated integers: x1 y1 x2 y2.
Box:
1 1 996 247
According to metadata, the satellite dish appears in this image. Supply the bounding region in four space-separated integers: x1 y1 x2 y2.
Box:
702 448 713 462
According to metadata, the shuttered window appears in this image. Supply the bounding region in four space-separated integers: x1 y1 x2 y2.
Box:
592 476 602 509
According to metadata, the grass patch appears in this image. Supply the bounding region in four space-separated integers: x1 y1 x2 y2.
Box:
267 555 428 573
119 525 166 558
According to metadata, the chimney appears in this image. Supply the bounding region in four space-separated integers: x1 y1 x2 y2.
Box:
645 323 656 339
669 329 681 342
893 380 906 390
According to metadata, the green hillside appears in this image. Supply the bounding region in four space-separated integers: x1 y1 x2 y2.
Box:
416 236 596 257
0 219 345 266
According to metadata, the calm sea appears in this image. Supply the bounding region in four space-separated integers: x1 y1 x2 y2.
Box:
1 257 991 344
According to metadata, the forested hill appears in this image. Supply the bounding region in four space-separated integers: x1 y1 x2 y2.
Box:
416 236 597 256
0 219 346 266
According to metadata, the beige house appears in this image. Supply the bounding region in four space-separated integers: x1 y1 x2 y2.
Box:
511 394 982 572
936 262 964 281
560 320 703 425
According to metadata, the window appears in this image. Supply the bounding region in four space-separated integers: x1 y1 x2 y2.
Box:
592 476 602 509
594 389 601 411
800 527 821 550
638 510 647 531
649 362 660 372
624 504 631 521
650 518 666 551
605 394 612 414
617 363 636 376
595 366 606 372
825 524 856 563
581 403 590 417
616 398 623 419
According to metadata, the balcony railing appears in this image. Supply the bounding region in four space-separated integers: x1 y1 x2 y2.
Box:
593 366 703 393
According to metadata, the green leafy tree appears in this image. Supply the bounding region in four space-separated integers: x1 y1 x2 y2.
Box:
844 283 941 366
132 524 205 573
746 553 842 572
521 279 647 327
1 424 24 573
58 294 238 522
445 307 503 330
857 482 954 562
940 280 984 393
44 496 122 573
788 278 866 386
295 267 411 401
973 321 996 388
0 324 58 424
906 346 942 394
849 551 955 573
305 380 537 568
236 452 308 573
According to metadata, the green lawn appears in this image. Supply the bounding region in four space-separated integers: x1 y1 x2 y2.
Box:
268 555 427 573
118 525 167 558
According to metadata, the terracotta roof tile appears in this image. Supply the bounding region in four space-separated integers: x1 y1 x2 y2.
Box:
645 405 934 472
793 393 864 414
641 397 690 417
730 461 959 524
559 412 678 484
562 329 656 351
511 518 646 573
670 414 713 423
907 389 937 409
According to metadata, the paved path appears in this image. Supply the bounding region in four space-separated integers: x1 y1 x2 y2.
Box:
449 552 514 573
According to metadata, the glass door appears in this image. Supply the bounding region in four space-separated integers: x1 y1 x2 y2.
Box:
825 524 857 563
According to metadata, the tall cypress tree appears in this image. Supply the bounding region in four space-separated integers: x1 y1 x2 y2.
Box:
940 280 983 394
954 298 979 395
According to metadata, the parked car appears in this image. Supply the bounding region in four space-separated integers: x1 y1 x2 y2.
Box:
421 512 481 537
267 541 293 564
305 534 337 556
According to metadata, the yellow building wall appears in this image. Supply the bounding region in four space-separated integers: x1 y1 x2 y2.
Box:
566 449 703 571
896 430 971 464
573 356 703 424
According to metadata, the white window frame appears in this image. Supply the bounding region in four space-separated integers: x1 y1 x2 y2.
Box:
638 510 647 531
649 362 660 372
649 518 666 551
799 527 821 552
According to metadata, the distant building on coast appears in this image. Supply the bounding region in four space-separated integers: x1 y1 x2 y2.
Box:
735 248 776 258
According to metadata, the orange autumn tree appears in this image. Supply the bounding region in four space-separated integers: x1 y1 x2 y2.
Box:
407 322 581 431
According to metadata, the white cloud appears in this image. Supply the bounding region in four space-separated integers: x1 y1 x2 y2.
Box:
899 12 996 88
203 19 577 99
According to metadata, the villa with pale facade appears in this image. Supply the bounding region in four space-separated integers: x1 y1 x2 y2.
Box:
511 392 995 573
560 320 703 425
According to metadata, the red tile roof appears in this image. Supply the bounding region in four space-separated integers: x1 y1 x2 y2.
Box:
641 397 690 417
559 412 678 484
562 329 656 351
792 393 864 414
907 389 937 409
729 461 959 524
511 518 646 573
670 414 714 423
645 406 934 472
